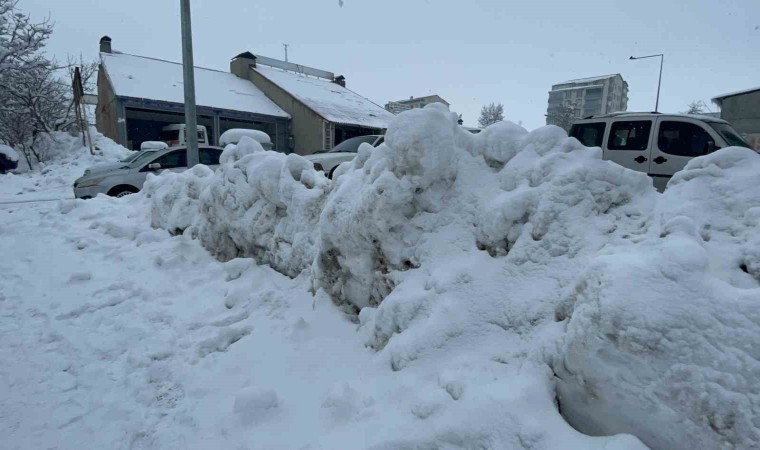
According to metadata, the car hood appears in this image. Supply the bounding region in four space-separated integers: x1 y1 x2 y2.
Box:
85 162 130 175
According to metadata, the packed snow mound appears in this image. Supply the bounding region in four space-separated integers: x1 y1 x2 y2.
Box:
140 141 168 150
0 144 19 162
219 128 272 146
0 130 131 200
144 164 215 235
146 136 331 277
556 146 760 450
314 103 655 312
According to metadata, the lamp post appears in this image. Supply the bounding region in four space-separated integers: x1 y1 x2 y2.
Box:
629 53 664 112
180 0 199 167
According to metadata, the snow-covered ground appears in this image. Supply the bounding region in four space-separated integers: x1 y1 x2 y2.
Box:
0 131 130 203
2 106 759 449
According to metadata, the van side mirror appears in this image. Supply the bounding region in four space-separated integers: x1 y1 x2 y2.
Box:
148 163 161 171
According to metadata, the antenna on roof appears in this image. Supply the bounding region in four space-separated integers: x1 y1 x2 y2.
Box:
283 43 289 62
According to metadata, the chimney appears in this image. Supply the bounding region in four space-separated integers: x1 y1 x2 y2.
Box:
99 36 112 53
230 51 256 78
332 75 346 87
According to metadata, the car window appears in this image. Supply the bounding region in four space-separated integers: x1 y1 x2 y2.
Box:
131 151 158 167
329 135 378 153
199 148 223 165
374 136 384 146
708 122 750 148
657 121 715 157
152 150 187 169
607 121 652 151
570 122 606 147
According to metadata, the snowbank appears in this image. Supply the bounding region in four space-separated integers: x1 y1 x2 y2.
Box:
144 103 760 448
146 136 330 277
555 146 760 450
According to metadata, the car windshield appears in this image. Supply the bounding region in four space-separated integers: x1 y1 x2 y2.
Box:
120 151 142 163
708 122 750 148
312 135 376 154
130 150 164 168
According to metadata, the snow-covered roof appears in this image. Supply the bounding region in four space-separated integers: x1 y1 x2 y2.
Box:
556 74 620 85
100 52 289 118
253 65 394 128
549 84 604 93
711 86 760 105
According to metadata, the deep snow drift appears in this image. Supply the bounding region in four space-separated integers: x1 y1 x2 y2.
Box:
143 103 760 449
0 130 130 201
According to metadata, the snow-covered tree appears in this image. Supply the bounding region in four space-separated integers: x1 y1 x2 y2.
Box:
546 103 578 132
0 0 52 75
683 100 707 115
478 102 504 128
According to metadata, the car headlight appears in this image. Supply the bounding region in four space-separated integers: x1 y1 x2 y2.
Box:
76 176 106 188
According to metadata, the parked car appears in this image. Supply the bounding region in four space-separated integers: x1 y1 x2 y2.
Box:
569 112 750 190
306 134 385 178
73 145 224 199
219 128 274 150
159 124 210 147
83 142 169 176
0 144 19 174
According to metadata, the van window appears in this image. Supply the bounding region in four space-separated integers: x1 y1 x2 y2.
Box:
657 121 715 157
569 122 606 147
159 129 180 142
708 122 750 148
607 121 652 151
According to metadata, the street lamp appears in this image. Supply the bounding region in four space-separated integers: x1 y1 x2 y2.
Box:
180 0 199 167
629 53 664 112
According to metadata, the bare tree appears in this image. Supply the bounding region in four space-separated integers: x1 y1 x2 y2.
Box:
478 102 504 128
0 0 53 75
546 103 578 131
683 100 707 115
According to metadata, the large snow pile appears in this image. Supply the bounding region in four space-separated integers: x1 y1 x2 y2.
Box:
555 146 760 449
145 136 330 277
144 103 760 448
0 130 131 200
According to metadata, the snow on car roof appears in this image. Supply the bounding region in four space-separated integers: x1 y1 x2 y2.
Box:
101 52 290 118
253 65 395 129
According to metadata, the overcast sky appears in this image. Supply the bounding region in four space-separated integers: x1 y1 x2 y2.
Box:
23 0 760 129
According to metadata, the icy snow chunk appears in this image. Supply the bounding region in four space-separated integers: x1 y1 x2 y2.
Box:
144 164 214 235
140 141 168 151
219 128 272 147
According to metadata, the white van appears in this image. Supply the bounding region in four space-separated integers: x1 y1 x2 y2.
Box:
159 124 209 147
569 112 751 190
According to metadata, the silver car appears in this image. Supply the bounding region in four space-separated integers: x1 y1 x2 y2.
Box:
73 145 223 199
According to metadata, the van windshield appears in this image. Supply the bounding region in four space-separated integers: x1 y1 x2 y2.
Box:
708 123 750 148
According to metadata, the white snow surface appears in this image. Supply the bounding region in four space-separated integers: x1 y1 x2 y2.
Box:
253 65 395 129
219 128 272 146
0 130 130 202
101 52 290 118
140 141 168 150
0 143 19 162
3 104 760 449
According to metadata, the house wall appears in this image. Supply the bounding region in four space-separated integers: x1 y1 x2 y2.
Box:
246 68 325 155
96 67 121 143
720 91 760 136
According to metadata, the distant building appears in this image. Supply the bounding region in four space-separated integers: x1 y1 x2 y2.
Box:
546 74 628 126
385 95 450 114
712 86 760 150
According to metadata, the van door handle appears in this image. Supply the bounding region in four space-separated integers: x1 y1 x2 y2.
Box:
653 156 667 164
634 155 647 163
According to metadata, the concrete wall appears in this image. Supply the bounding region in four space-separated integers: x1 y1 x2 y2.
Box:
96 66 121 143
245 68 325 155
720 91 760 135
